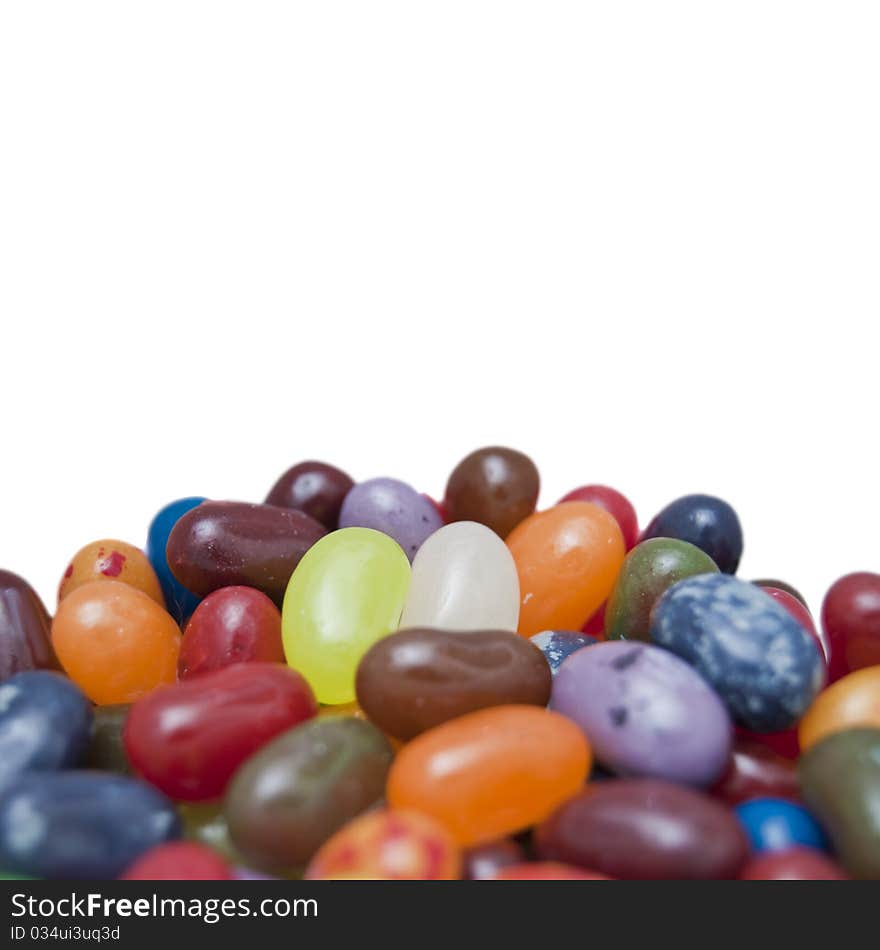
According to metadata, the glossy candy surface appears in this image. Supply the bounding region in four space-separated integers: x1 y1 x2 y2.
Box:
530 630 597 676
124 663 317 800
265 461 354 530
798 666 880 751
52 580 181 704
558 485 639 551
0 570 56 680
339 478 443 562
146 497 207 624
282 528 411 705
179 586 284 679
734 797 827 854
761 586 829 666
710 738 799 806
604 538 718 642
86 705 132 775
642 494 743 574
650 574 824 732
357 628 551 740
305 809 460 880
464 839 525 880
58 539 164 607
535 779 749 879
0 772 180 879
387 705 590 846
167 501 326 607
798 728 880 879
821 573 880 682
444 446 540 539
179 802 243 865
739 847 848 880
122 842 233 880
507 502 625 638
0 671 92 793
753 578 809 607
225 718 393 872
551 642 731 786
399 521 520 631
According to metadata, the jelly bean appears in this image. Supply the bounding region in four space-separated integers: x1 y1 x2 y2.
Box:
386 705 590 846
398 521 520 632
507 502 625 638
58 539 165 609
444 446 540 539
761 586 830 666
282 528 411 705
146 497 206 624
178 802 245 865
464 839 525 880
650 574 824 732
0 671 92 793
558 484 639 551
0 772 180 879
734 797 827 854
753 578 809 608
535 779 749 880
124 662 317 801
317 700 367 721
581 607 605 638
305 809 461 880
604 538 718 642
551 642 731 787
178 586 284 680
122 842 233 880
357 628 551 740
821 572 880 682
798 666 880 751
86 705 132 775
530 630 597 677
494 863 610 880
739 847 848 880
225 718 394 872
166 501 326 607
233 866 277 881
798 728 880 879
0 569 56 680
736 725 800 761
265 460 354 530
339 477 443 562
642 494 743 574
710 738 799 806
51 580 181 704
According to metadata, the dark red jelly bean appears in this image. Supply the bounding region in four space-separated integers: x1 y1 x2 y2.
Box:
739 847 848 880
558 485 639 551
264 461 354 530
124 663 317 801
179 586 284 680
710 738 799 806
821 572 880 682
735 725 800 761
166 501 326 607
0 569 57 680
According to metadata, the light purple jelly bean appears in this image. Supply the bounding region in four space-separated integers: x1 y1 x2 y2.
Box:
338 477 443 561
551 641 732 787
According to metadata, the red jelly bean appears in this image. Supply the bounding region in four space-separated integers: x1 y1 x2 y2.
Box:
558 485 639 551
124 663 317 800
761 586 830 667
710 738 800 806
735 725 800 761
821 572 880 682
739 847 848 880
121 842 233 880
581 606 605 639
179 586 284 680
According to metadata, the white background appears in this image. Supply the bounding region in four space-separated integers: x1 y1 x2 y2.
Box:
1 2 877 614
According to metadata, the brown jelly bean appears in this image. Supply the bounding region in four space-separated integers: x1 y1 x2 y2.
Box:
0 569 56 680
264 460 355 530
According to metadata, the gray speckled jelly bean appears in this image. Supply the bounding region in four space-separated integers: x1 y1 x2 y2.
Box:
650 574 824 733
551 641 732 786
339 478 443 561
530 630 597 676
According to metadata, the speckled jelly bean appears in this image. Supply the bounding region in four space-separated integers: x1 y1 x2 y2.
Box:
642 494 743 574
356 628 551 740
0 772 180 879
58 539 165 607
530 630 597 676
821 572 880 682
0 570 56 681
0 671 92 793
650 574 824 732
798 666 880 751
265 460 354 530
551 642 732 786
399 521 520 631
558 484 639 551
146 497 207 624
734 797 827 854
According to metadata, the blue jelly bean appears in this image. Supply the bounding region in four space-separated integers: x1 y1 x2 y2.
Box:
735 798 828 854
0 772 181 879
0 671 92 793
146 497 207 624
650 574 824 733
642 494 743 574
530 630 597 676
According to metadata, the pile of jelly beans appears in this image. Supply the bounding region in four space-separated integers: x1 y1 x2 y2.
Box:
1 446 879 881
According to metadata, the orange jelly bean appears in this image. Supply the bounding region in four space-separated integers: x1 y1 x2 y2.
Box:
52 580 181 704
799 666 880 751
58 539 165 608
506 502 625 638
305 809 460 880
386 705 591 846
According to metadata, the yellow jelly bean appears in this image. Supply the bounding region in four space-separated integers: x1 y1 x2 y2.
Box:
282 527 411 704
